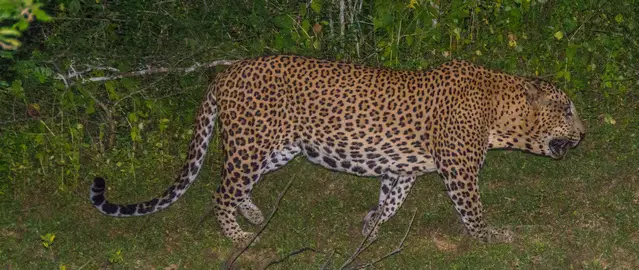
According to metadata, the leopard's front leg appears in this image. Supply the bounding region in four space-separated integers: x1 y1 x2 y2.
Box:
433 130 514 243
440 168 513 243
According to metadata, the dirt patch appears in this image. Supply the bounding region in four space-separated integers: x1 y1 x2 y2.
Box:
222 247 278 269
432 233 458 252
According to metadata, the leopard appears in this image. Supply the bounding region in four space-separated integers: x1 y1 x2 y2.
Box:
90 55 585 245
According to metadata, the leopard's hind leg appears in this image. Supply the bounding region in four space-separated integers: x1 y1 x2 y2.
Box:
362 172 417 240
214 143 300 243
236 145 301 225
214 156 262 244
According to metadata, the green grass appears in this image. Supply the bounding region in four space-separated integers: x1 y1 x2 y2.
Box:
2 0 638 268
1 103 638 269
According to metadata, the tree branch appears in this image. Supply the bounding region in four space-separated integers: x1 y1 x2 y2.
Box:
264 247 323 269
56 59 237 87
352 208 418 269
320 250 336 269
224 178 296 269
338 176 402 270
339 0 345 37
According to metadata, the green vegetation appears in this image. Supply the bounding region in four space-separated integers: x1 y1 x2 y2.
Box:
1 0 638 268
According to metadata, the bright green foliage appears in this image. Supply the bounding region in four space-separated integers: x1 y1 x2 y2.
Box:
0 0 638 268
108 248 124 264
40 233 55 248
0 0 51 50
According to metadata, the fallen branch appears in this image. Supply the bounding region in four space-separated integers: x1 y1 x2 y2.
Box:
320 250 336 269
195 206 214 231
224 178 296 269
339 0 345 37
264 247 323 269
338 176 401 270
56 59 237 87
352 208 418 269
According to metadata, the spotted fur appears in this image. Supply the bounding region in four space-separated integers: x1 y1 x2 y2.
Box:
91 56 585 244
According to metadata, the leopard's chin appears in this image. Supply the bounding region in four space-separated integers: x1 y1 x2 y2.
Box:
549 138 580 159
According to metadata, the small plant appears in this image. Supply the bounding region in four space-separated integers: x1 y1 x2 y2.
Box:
40 233 55 248
108 248 124 264
40 232 58 263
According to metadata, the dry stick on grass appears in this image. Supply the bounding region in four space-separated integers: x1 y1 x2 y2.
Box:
320 250 337 270
264 247 324 269
56 59 237 87
337 219 377 269
352 209 418 269
337 177 401 270
195 206 215 230
224 178 296 269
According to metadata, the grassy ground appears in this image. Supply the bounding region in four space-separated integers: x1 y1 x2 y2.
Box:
1 95 638 269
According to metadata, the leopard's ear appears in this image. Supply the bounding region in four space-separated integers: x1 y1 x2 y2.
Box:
524 81 546 106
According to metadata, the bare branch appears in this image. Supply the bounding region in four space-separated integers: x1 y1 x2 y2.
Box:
339 177 401 270
339 0 345 37
196 206 214 230
224 178 296 269
352 209 418 269
320 250 336 270
264 247 323 269
56 59 237 87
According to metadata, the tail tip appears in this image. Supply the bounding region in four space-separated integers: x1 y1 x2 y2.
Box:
93 177 106 189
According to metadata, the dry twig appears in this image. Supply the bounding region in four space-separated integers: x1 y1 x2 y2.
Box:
352 209 418 269
224 178 296 269
56 59 237 87
264 247 323 269
320 250 336 269
339 0 345 37
338 177 401 269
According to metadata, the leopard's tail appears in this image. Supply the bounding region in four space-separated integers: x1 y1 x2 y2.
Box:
90 91 218 217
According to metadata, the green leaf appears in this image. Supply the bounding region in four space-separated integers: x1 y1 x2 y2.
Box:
273 15 293 31
554 31 563 40
69 0 81 14
33 8 52 22
86 99 96 115
302 19 311 33
615 14 623 24
406 35 413 46
0 50 13 59
0 27 21 36
566 44 577 60
15 19 29 31
10 80 24 99
603 114 616 125
127 112 138 123
0 37 21 49
310 0 322 13
158 118 170 132
298 3 307 17
105 81 119 100
40 233 56 248
121 78 136 91
130 128 139 141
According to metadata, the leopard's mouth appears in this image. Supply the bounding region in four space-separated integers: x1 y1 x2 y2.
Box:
549 138 577 159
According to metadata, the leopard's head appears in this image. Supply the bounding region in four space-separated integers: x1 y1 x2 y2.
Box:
523 80 586 159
